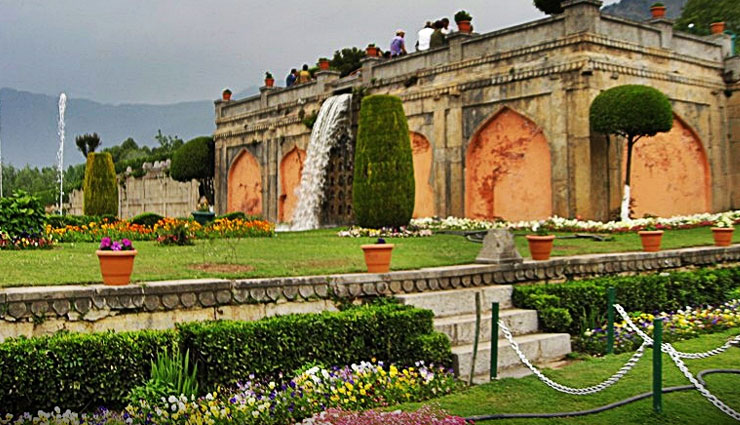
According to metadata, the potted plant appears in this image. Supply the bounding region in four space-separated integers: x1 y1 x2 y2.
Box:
638 221 664 252
97 237 137 285
366 43 380 57
361 237 394 273
264 71 275 87
318 57 331 70
711 216 735 247
192 199 215 225
454 10 473 33
650 2 666 18
710 21 726 34
525 221 555 261
221 88 232 101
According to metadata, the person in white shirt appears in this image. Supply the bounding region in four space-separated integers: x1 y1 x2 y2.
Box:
416 21 434 52
440 18 451 35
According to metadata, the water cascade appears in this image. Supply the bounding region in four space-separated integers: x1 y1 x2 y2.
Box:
56 93 67 214
290 93 352 230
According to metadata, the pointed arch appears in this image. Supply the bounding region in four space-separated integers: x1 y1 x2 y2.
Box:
227 149 263 215
624 114 711 217
410 132 435 218
465 107 552 221
278 147 306 222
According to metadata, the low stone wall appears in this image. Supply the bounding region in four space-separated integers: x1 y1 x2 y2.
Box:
1 245 738 341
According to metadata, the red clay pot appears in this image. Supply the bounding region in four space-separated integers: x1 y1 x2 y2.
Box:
318 59 330 70
264 78 275 88
361 244 394 273
710 22 725 34
711 227 734 247
366 46 379 57
97 250 137 285
222 90 232 101
638 230 664 252
456 20 472 33
526 235 555 261
650 6 666 18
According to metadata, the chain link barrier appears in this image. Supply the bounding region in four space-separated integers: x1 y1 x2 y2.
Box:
498 320 647 395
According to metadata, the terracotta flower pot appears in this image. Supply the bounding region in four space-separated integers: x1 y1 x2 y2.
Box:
318 59 330 70
366 46 379 57
361 244 394 273
222 90 232 101
456 20 472 33
264 78 275 88
97 250 137 286
526 235 555 261
710 22 725 34
650 6 666 18
638 230 664 252
711 227 734 247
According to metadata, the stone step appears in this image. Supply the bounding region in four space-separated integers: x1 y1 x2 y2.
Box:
434 308 539 345
452 332 572 381
469 359 574 384
395 286 513 318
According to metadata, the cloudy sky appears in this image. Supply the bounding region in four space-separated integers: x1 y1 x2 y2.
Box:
0 0 620 105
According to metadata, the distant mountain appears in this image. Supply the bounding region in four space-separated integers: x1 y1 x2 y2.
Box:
0 87 258 168
602 0 687 21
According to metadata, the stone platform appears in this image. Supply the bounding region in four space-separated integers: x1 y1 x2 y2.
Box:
0 245 738 341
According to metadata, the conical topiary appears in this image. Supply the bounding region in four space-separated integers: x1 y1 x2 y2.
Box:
352 95 415 228
83 152 118 216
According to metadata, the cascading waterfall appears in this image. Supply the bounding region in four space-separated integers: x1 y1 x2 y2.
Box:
56 93 67 214
290 93 352 230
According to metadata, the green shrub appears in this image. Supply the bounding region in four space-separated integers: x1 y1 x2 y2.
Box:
216 211 247 221
130 212 164 227
0 330 177 414
0 190 47 237
83 152 118 216
127 348 199 407
170 136 214 203
352 95 415 228
178 303 449 390
534 0 564 14
46 214 118 228
513 267 740 334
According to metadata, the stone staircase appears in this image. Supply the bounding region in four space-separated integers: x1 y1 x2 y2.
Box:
396 286 571 382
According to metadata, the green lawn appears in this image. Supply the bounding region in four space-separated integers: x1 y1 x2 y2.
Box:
400 329 740 424
0 226 736 287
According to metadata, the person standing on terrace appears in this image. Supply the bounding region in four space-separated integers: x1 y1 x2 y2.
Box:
296 64 311 84
440 18 451 35
430 21 447 49
286 68 298 87
390 30 407 57
416 21 434 52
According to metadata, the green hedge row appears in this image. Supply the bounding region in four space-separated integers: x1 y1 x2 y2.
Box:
513 267 740 334
0 304 450 414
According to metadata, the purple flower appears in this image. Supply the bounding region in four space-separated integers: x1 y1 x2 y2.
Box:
99 237 112 249
111 241 122 251
122 239 132 249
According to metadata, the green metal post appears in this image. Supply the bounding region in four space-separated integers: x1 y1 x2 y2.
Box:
606 287 615 355
490 302 499 381
653 318 663 414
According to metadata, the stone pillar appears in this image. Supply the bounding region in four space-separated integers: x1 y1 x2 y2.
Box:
648 18 674 49
432 98 449 216
709 32 733 59
360 57 382 85
315 70 341 92
565 74 599 219
446 89 465 217
447 32 473 63
562 0 602 35
548 77 570 218
214 138 226 215
260 86 276 109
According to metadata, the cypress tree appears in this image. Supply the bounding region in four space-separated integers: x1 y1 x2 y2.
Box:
83 152 118 216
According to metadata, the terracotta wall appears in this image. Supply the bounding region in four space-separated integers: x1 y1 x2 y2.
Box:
410 132 435 218
624 117 711 218
227 149 263 215
465 108 552 221
279 147 306 222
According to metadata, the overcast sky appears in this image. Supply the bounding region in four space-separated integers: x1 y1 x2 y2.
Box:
0 0 620 105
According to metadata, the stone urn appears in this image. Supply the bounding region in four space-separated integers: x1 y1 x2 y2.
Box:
97 250 137 286
192 210 216 226
526 235 555 261
361 241 394 273
638 230 664 252
711 227 734 247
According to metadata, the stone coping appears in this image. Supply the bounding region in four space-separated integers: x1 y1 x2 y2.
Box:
1 245 737 323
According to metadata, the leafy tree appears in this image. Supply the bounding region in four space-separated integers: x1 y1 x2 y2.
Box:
170 136 215 204
75 133 102 158
534 0 564 14
330 47 367 77
590 85 673 220
83 152 118 216
675 0 739 54
154 130 184 154
352 95 415 228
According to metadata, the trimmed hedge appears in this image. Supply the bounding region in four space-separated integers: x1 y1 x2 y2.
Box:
0 304 450 414
46 213 118 228
513 267 740 334
590 85 673 142
130 212 164 227
178 303 451 390
352 95 415 229
83 152 118 216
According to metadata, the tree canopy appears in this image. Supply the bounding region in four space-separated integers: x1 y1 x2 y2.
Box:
330 47 366 77
534 0 564 14
75 133 101 158
590 85 673 143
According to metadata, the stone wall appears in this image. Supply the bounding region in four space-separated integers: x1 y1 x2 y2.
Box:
214 0 739 224
1 245 738 341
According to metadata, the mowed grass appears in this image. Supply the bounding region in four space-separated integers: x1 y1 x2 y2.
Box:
0 226 736 287
399 328 740 424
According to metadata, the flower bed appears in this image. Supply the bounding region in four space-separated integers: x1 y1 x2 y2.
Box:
300 405 467 425
575 299 740 354
0 230 54 250
337 225 432 238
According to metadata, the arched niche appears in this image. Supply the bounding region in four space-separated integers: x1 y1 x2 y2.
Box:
624 114 711 217
278 147 306 222
227 149 263 215
410 132 435 218
465 107 553 221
